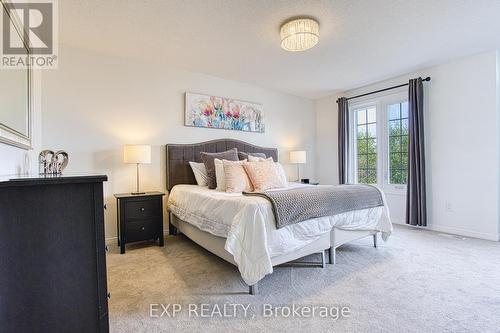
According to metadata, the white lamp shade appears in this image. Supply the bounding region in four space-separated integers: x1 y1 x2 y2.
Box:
124 145 151 164
290 150 307 164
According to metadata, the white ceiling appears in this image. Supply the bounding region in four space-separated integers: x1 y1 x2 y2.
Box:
59 0 500 99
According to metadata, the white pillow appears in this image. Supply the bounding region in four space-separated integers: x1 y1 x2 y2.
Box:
214 158 226 191
247 155 266 162
189 161 208 186
275 162 288 186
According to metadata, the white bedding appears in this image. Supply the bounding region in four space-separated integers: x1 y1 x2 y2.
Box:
167 183 392 285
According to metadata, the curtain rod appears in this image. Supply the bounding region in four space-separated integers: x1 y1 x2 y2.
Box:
337 76 431 103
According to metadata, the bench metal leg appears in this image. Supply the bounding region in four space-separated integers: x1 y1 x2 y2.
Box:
329 246 336 265
373 233 377 248
249 283 258 295
321 250 326 268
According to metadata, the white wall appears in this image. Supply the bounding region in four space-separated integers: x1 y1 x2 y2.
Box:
316 51 500 241
315 94 340 185
41 45 316 240
497 51 500 238
0 71 42 176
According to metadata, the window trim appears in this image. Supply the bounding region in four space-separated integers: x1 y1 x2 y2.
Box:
348 89 408 195
385 98 409 191
348 101 379 185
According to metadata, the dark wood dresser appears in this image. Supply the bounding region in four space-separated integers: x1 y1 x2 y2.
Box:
0 175 109 333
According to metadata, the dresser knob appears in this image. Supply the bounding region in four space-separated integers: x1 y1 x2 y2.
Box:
141 226 145 231
105 246 109 252
107 292 111 299
104 204 107 210
140 207 145 212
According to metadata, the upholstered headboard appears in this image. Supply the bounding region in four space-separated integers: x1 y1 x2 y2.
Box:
166 139 278 191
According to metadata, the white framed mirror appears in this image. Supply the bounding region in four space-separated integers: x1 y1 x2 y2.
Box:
0 0 32 150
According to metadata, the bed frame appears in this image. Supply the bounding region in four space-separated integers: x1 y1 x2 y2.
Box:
165 139 377 295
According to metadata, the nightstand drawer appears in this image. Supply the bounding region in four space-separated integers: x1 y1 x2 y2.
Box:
124 218 159 242
123 199 159 220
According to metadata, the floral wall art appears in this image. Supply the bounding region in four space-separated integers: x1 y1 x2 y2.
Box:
185 93 264 133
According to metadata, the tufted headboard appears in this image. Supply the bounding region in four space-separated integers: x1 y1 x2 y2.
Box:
166 139 278 191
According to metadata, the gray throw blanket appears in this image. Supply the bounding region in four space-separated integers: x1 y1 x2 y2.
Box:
243 185 384 229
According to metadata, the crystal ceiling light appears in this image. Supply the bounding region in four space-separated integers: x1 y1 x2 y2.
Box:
280 18 319 52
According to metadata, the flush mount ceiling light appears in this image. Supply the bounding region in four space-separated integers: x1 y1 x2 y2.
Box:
280 17 319 52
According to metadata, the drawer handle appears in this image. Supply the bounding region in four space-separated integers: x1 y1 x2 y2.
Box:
107 292 111 299
140 207 145 212
105 246 109 252
141 226 145 231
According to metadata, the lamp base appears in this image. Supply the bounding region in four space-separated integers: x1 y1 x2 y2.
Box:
131 191 146 195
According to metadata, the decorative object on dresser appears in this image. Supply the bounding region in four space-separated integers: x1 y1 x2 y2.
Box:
114 191 165 254
289 150 307 181
123 144 151 195
0 175 109 332
38 149 69 175
185 92 264 133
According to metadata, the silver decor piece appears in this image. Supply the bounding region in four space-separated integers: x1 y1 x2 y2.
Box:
38 150 69 175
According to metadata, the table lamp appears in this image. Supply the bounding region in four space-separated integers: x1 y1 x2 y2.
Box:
124 144 151 195
290 150 306 182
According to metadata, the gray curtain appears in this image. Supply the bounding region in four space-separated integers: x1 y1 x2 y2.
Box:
337 97 349 184
406 78 427 226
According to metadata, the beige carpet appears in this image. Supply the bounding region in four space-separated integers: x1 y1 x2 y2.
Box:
107 225 500 332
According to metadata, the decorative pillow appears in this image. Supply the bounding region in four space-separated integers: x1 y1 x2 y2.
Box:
238 152 267 161
189 161 209 186
275 162 288 186
245 157 288 186
247 155 268 162
243 160 287 192
223 160 253 193
200 148 238 189
214 158 226 191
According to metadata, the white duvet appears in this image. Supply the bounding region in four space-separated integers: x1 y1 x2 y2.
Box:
167 183 392 285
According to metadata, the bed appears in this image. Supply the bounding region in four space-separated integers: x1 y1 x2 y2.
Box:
165 139 392 295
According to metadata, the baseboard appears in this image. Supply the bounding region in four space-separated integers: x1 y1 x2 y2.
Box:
392 220 500 241
427 224 499 241
105 222 499 244
105 230 171 245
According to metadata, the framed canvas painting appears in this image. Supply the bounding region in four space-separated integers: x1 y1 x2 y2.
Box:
184 93 264 133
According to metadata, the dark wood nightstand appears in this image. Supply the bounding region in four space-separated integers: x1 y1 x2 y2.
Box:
114 191 165 254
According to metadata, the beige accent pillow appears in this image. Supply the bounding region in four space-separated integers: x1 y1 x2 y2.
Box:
243 160 287 192
214 158 226 191
223 160 253 193
246 156 288 187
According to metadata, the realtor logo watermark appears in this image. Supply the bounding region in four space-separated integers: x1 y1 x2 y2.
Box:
1 0 58 69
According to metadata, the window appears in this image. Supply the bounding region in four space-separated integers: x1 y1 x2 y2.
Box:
388 101 409 185
355 107 377 184
349 92 409 191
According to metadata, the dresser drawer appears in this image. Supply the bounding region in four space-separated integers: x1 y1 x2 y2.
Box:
124 218 160 242
123 199 160 220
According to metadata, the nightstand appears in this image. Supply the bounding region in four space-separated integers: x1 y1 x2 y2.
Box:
114 191 165 254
